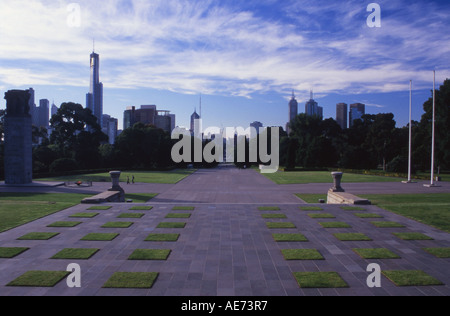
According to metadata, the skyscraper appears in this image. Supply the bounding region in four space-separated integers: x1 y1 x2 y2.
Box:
86 51 103 127
288 91 298 123
349 103 365 127
190 109 201 136
336 103 348 129
305 90 323 119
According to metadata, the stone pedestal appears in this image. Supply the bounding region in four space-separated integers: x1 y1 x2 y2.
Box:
4 90 33 185
108 171 125 202
329 172 344 192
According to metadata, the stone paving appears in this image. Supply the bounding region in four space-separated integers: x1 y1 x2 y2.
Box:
0 166 449 296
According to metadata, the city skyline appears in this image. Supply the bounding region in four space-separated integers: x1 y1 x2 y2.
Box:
1 0 449 130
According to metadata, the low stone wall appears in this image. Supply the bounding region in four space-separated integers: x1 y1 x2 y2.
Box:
327 191 371 205
81 191 124 204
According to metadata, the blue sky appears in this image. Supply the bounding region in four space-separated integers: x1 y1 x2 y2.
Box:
0 0 449 130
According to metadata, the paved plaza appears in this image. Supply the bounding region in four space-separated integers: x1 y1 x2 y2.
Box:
0 166 449 296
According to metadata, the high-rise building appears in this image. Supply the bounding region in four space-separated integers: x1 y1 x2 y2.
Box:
349 103 365 127
336 103 348 129
51 102 58 118
123 105 175 133
190 110 201 136
305 90 323 119
102 114 118 145
288 91 298 123
86 51 103 127
38 99 49 129
250 121 263 138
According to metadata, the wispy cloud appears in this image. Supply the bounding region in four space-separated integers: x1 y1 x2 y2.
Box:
0 0 449 99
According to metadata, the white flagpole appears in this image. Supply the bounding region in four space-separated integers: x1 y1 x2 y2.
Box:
425 70 438 187
408 80 413 182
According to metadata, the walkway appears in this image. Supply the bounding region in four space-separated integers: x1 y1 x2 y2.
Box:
0 166 449 296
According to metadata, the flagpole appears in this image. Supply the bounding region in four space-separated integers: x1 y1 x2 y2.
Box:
408 80 412 182
403 80 414 183
424 70 439 188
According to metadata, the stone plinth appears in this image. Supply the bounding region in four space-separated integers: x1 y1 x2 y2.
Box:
329 172 344 192
108 171 125 202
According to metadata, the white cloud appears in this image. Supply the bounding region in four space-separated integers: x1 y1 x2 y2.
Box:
0 0 449 99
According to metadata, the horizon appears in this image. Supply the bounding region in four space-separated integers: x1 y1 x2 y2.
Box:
1 0 449 130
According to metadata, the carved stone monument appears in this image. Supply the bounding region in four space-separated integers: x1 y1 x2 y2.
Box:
4 90 33 185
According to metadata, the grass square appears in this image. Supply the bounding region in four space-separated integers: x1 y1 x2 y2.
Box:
117 213 145 219
87 206 112 211
334 233 372 241
165 213 191 219
157 222 186 228
352 248 401 259
103 272 159 289
17 232 59 240
293 272 348 288
101 222 134 228
70 212 99 218
266 222 296 229
172 206 195 211
371 221 406 228
258 206 280 211
341 206 366 211
261 214 287 219
145 233 180 242
423 247 450 258
51 248 100 260
80 233 119 241
319 222 352 228
308 213 335 219
0 247 29 258
272 233 308 242
7 271 70 287
47 221 82 228
354 213 383 218
299 206 323 211
129 206 153 211
382 270 443 287
128 249 171 260
393 232 433 240
281 249 324 260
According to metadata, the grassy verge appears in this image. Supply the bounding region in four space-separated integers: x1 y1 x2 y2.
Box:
0 193 90 233
263 171 400 185
37 169 196 184
360 193 450 233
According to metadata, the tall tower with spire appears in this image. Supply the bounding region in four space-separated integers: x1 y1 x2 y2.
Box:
86 45 103 127
288 90 298 124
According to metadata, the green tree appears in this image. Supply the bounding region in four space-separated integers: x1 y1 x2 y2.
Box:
49 102 107 170
114 123 174 169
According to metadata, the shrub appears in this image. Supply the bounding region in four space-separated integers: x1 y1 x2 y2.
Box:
49 158 79 173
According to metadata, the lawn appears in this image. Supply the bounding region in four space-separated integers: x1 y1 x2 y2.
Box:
0 193 90 233
360 193 450 233
37 169 196 184
262 171 400 185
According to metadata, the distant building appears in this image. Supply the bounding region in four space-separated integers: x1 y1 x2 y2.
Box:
250 121 263 138
51 102 58 118
288 91 298 124
336 103 348 129
123 105 176 133
305 90 323 119
102 114 118 145
349 103 365 127
86 51 103 127
190 109 201 136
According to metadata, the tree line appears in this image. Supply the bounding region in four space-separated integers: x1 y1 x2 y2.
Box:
236 79 450 174
0 79 449 178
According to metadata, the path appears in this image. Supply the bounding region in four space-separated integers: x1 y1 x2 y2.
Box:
0 166 449 297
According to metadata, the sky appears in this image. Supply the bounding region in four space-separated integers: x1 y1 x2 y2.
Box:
0 0 449 131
